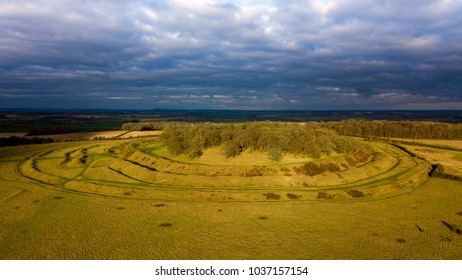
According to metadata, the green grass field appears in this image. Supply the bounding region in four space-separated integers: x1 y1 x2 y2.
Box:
0 136 461 259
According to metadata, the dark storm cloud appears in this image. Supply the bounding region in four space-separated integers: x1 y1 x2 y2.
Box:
1 0 462 109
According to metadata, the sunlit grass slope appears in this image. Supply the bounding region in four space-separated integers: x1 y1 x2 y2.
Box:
0 137 461 259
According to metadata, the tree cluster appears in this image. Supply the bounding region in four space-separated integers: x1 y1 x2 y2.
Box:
26 127 78 136
0 136 55 147
121 122 166 131
323 120 462 140
160 122 359 160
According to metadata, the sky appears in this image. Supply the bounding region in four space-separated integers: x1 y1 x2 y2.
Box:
1 0 462 110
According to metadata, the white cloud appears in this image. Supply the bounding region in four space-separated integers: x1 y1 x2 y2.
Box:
373 92 411 100
405 35 440 50
317 87 341 92
342 93 359 97
107 96 143 100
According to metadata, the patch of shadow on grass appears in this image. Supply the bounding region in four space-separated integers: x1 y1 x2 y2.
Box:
262 193 281 200
124 191 134 196
31 159 39 171
346 189 365 198
442 220 461 234
439 235 452 242
218 209 223 212
12 206 20 210
116 207 125 210
32 199 40 203
286 193 301 200
371 233 379 237
53 196 64 200
63 152 71 163
79 155 87 164
456 212 462 216
125 159 158 172
395 238 406 243
153 203 166 207
244 167 264 177
317 192 333 200
160 223 173 227
258 216 268 220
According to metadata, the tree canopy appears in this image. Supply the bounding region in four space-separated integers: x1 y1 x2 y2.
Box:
160 122 359 160
323 120 462 140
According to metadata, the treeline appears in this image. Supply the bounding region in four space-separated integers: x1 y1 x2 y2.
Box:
323 120 462 139
0 136 55 147
160 122 360 160
26 127 79 136
124 120 462 140
121 122 166 131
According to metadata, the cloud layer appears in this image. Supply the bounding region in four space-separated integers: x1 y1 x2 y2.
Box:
1 0 461 109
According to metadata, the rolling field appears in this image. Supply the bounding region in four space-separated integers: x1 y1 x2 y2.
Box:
393 139 462 179
0 136 461 259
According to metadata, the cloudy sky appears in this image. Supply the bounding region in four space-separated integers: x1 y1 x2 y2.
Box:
1 0 461 110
